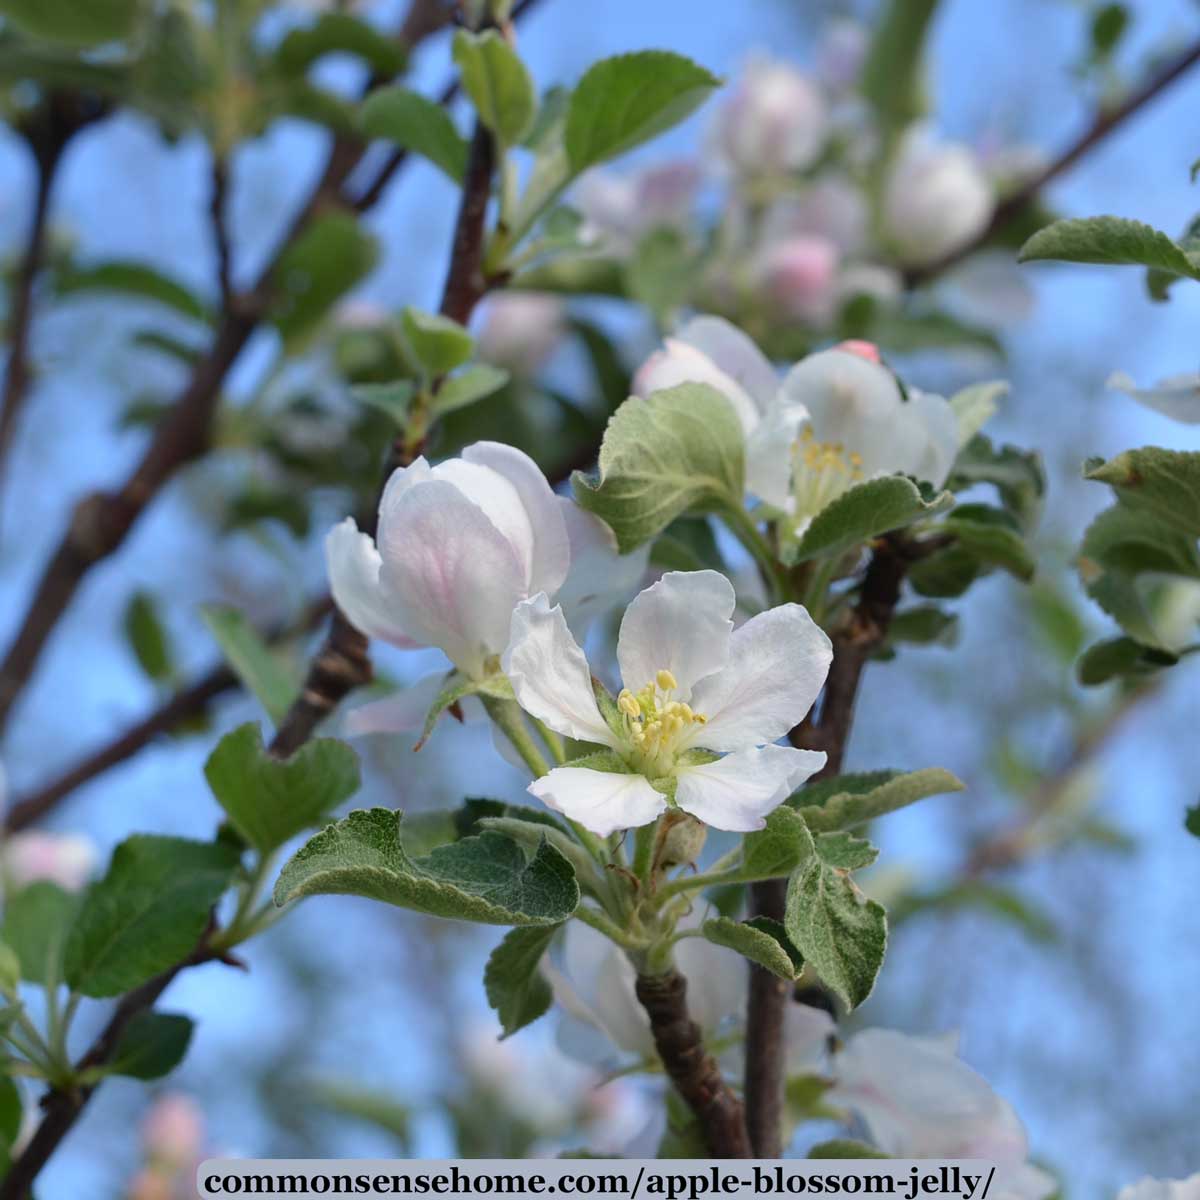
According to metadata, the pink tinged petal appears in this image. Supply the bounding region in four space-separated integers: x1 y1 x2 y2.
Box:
836 339 881 363
377 456 434 527
560 922 654 1057
376 480 528 677
616 570 735 698
556 499 649 638
689 604 832 751
675 315 779 414
342 673 450 737
503 594 616 746
675 932 746 1033
633 339 761 436
674 745 825 832
325 519 423 649
463 441 571 595
1108 370 1200 425
2 831 97 892
529 768 667 837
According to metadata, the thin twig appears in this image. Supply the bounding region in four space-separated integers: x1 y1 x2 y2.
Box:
906 35 1200 286
209 155 234 309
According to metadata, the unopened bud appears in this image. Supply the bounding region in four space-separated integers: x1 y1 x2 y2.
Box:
757 235 839 323
654 810 707 872
835 339 882 364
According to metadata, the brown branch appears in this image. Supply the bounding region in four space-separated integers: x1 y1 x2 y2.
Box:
906 35 1200 287
209 155 234 309
635 970 751 1157
744 534 932 1156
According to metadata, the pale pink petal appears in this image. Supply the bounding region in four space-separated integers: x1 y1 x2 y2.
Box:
555 500 649 638
325 519 422 650
676 316 779 413
633 340 761 435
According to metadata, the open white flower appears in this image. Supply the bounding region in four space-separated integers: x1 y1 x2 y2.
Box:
1118 1175 1200 1200
503 570 831 836
1108 370 1200 424
830 1030 1056 1200
329 442 639 738
1 831 96 892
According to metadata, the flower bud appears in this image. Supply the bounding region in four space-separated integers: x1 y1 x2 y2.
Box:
1 831 96 892
141 1093 205 1169
834 339 881 363
713 56 827 177
476 293 565 378
653 810 707 872
755 235 840 323
882 131 994 265
576 161 699 252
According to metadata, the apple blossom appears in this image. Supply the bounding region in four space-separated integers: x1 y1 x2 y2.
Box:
141 1092 205 1169
829 1030 1056 1200
1117 1175 1200 1200
503 569 831 836
1108 370 1200 424
711 55 828 177
575 162 700 254
476 293 566 378
883 129 995 266
1 830 96 892
754 235 841 324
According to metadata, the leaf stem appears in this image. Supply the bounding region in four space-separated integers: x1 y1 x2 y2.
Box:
719 504 791 603
572 904 644 950
481 695 551 777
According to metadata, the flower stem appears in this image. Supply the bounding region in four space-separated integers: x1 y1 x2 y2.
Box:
719 504 791 603
573 904 643 951
480 695 551 777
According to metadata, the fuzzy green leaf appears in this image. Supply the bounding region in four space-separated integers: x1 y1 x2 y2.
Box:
945 503 1036 581
572 383 745 552
64 837 241 998
435 364 510 416
734 805 814 882
702 916 803 979
1085 447 1200 538
1019 216 1200 281
814 832 879 871
401 307 474 375
273 808 579 925
795 767 964 833
452 30 536 146
204 723 360 854
359 87 468 182
484 924 559 1037
565 51 719 173
200 606 300 725
414 671 514 750
787 476 953 565
351 380 416 426
107 1012 194 1080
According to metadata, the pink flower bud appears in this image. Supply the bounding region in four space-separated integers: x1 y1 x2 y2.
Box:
835 339 882 363
756 235 839 323
141 1093 205 1168
475 292 565 376
1 831 96 892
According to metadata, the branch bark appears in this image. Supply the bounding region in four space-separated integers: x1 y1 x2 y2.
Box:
635 970 751 1157
743 534 930 1156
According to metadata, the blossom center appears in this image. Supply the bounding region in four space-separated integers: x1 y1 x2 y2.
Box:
790 426 864 528
617 669 708 777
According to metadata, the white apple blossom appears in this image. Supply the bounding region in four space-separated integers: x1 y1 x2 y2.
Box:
1 830 96 892
140 1093 205 1169
503 570 831 836
635 316 959 534
816 20 869 94
883 129 994 266
711 56 828 177
754 235 841 324
1117 1175 1200 1200
830 1030 1056 1200
329 443 638 737
1108 369 1200 424
575 162 700 254
476 293 566 378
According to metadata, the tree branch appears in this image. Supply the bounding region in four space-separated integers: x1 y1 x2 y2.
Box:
743 534 931 1156
905 35 1200 287
635 969 751 1157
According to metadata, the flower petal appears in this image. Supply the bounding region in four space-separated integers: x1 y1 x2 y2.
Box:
674 744 825 831
617 570 735 698
463 441 571 594
676 315 779 414
342 673 453 737
746 396 808 510
633 338 761 435
529 768 667 837
503 594 616 746
325 518 422 649
558 921 653 1058
689 604 832 751
902 388 960 487
375 480 528 676
1108 369 1200 425
555 499 649 638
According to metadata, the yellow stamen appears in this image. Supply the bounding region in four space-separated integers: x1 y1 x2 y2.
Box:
656 669 678 691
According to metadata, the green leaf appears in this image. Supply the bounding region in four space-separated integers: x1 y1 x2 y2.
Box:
1018 217 1200 281
948 380 1007 444
401 307 474 376
786 476 953 565
890 881 1056 943
199 606 299 726
702 916 803 980
1076 636 1177 686
572 383 745 553
1090 4 1129 61
565 51 719 173
949 435 1045 533
484 924 559 1037
64 837 241 998
204 723 361 854
814 832 879 871
886 604 958 647
1185 804 1200 840
414 671 514 751
0 0 140 46
0 939 19 993
56 260 210 323
273 808 579 926
359 87 468 182
271 213 379 347
123 590 173 684
624 228 695 324
107 1012 194 1080
452 30 535 146
859 0 939 145
1085 448 1200 538
809 1139 888 1159
785 853 887 1010
276 13 407 78
735 805 814 882
351 380 416 426
795 767 964 833
945 503 1036 581
435 364 510 417
0 1076 20 1149
1 882 79 986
